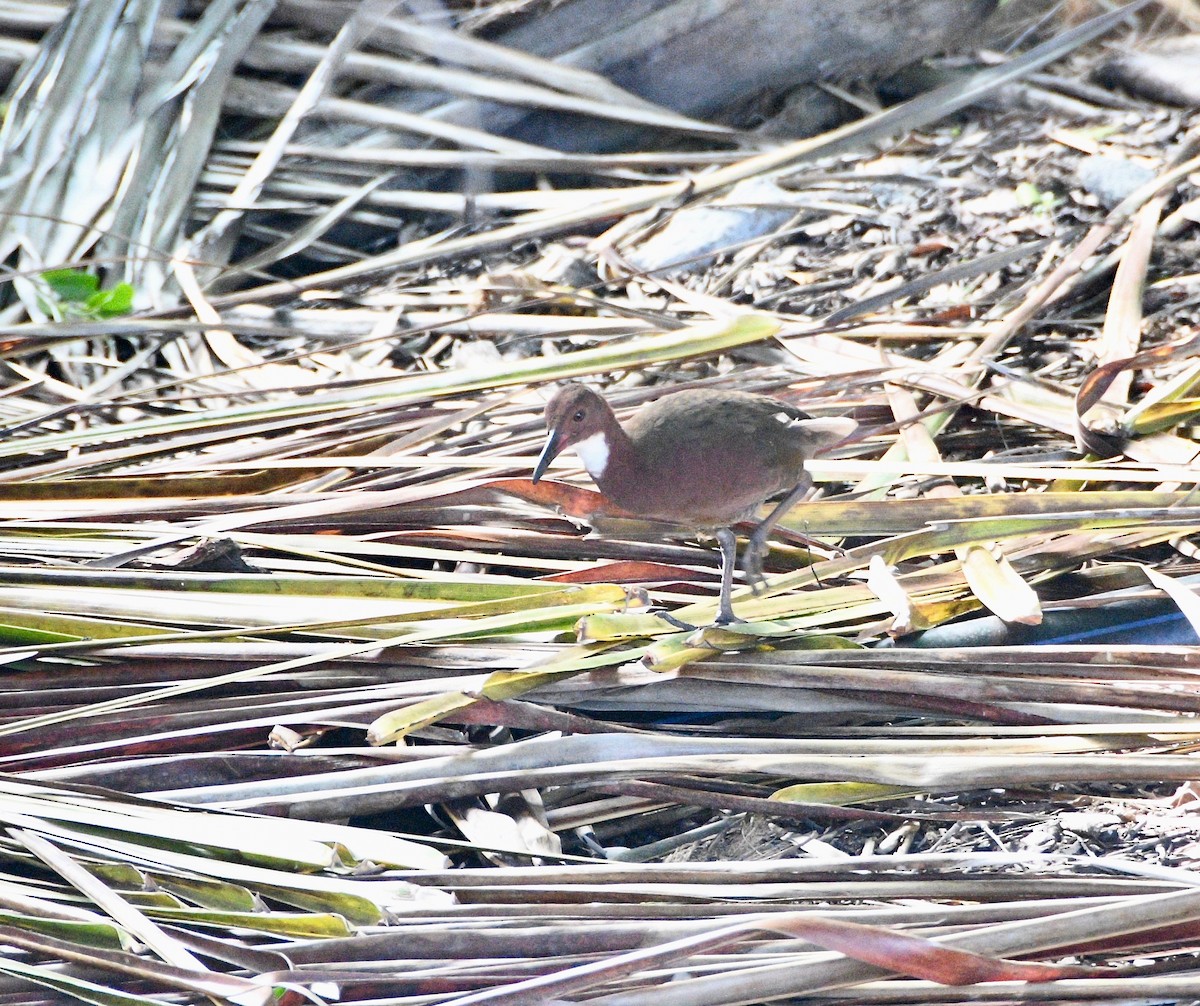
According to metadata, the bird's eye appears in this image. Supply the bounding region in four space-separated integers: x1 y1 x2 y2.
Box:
572 410 585 422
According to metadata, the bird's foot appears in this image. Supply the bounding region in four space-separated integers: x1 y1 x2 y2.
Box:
651 607 746 631
741 535 770 595
648 607 699 632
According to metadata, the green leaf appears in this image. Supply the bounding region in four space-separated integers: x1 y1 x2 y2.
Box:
85 282 134 317
41 268 99 302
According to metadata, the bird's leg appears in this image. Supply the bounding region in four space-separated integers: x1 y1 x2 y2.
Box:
651 528 743 631
714 526 743 625
742 481 810 592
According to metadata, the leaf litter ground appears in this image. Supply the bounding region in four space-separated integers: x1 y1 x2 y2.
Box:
2 4 1200 1004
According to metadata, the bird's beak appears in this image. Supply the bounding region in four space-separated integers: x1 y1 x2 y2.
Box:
531 428 563 483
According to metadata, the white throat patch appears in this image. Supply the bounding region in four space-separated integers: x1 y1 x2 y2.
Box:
573 432 610 478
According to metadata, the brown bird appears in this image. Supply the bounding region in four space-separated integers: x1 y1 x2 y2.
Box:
531 382 856 625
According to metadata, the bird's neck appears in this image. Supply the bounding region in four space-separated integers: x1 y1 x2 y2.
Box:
577 414 636 488
573 431 612 480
